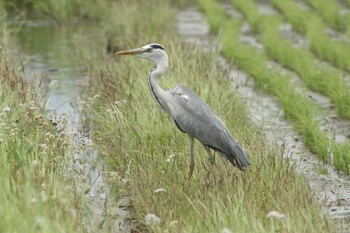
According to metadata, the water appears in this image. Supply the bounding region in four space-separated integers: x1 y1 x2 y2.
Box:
16 20 129 232
17 21 82 128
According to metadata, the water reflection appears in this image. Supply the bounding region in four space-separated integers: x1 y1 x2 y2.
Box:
17 21 84 128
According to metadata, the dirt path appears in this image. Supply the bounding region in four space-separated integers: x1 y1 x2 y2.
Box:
177 6 350 232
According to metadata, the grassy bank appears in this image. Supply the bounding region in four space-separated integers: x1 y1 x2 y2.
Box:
3 0 114 23
79 0 332 232
0 12 83 233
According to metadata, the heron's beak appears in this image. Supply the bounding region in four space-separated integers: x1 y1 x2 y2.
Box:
115 47 146 56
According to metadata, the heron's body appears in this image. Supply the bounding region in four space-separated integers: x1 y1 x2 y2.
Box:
116 43 249 179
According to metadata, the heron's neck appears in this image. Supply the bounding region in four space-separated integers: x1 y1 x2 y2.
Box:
148 59 170 113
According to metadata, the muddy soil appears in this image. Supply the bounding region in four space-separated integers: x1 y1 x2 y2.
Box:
176 5 350 232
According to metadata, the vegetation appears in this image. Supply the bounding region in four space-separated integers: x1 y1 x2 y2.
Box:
305 0 345 31
4 0 350 231
197 0 228 33
0 16 83 233
228 0 350 172
260 18 350 119
77 0 332 232
272 0 350 72
3 0 113 23
233 1 350 119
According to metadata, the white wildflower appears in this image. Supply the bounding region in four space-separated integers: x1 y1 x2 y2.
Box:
145 213 161 225
30 197 37 204
61 113 68 120
39 144 47 149
166 154 176 162
222 228 233 233
122 99 127 105
45 132 54 139
114 101 122 107
40 191 48 202
34 216 45 229
31 160 39 168
110 171 118 177
169 220 178 226
267 210 287 219
48 80 59 89
154 188 166 193
2 107 10 112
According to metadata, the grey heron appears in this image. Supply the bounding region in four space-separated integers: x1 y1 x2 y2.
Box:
116 43 249 180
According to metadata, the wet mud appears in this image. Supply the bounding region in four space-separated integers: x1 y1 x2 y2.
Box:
177 5 350 232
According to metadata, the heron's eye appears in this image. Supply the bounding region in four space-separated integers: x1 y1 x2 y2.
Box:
145 48 153 53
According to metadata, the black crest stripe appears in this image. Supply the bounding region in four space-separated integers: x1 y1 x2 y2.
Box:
150 44 164 50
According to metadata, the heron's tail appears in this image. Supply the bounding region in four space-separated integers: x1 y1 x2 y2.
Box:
227 143 249 170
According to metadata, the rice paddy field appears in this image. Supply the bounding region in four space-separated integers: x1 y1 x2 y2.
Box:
2 0 350 232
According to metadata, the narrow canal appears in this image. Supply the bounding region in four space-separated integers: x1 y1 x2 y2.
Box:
15 21 129 232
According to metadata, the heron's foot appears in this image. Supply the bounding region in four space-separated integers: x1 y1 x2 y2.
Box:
208 156 215 165
187 160 195 182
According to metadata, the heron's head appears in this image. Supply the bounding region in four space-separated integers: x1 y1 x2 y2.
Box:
116 43 168 65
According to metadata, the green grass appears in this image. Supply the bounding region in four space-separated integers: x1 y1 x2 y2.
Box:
2 0 344 231
196 0 228 34
200 0 350 172
305 0 345 31
223 1 350 173
231 0 261 33
220 20 329 162
77 0 333 232
272 0 350 72
4 0 114 24
258 17 350 120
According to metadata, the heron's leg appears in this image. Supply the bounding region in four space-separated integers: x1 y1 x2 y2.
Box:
201 143 215 164
188 137 195 181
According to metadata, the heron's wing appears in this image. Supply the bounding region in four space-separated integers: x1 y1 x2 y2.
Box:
171 85 224 139
170 85 249 168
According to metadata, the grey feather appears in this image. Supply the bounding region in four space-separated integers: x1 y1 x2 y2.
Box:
170 85 249 169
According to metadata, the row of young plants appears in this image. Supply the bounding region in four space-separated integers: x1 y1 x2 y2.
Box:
198 0 350 172
231 0 350 172
233 0 350 118
78 0 332 232
272 0 350 73
306 0 350 38
304 0 345 32
304 0 350 41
